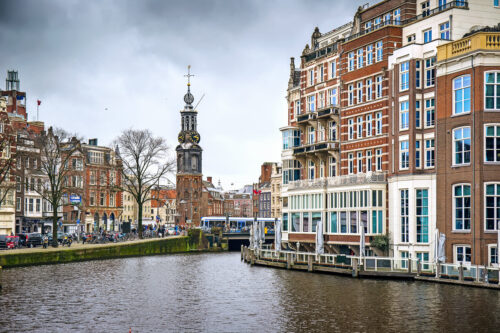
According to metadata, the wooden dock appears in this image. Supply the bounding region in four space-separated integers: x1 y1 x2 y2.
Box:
242 246 500 290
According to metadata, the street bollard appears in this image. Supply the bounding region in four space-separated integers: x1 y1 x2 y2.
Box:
286 253 291 269
308 255 313 272
459 262 464 282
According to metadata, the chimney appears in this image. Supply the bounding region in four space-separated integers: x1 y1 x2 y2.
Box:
207 176 212 183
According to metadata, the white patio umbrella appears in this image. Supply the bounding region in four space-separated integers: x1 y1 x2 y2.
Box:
360 222 366 257
437 233 446 263
315 220 324 255
275 219 281 252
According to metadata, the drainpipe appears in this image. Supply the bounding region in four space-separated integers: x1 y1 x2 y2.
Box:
471 54 476 264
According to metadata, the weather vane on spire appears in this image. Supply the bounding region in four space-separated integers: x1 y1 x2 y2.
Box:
184 65 194 87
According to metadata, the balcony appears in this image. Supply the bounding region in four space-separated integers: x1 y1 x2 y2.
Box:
437 32 500 62
304 43 338 63
297 112 317 124
288 172 387 190
327 172 387 187
293 141 339 156
288 178 328 190
317 106 339 119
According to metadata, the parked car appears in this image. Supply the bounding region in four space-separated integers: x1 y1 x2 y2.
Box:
18 233 43 248
167 227 177 235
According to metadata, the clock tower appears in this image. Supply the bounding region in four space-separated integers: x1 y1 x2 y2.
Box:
176 66 203 227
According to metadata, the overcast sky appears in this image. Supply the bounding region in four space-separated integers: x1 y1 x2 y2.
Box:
0 0 364 190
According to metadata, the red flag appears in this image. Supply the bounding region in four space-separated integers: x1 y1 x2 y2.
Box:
37 100 41 106
253 189 257 195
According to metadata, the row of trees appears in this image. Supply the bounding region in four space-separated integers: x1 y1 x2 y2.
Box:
0 127 175 246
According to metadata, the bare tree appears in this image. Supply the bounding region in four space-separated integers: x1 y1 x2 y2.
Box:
35 127 82 246
114 129 175 238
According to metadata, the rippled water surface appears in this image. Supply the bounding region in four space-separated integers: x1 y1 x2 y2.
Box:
1 252 500 332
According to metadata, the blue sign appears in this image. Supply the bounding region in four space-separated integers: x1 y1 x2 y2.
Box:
70 195 81 204
76 219 80 225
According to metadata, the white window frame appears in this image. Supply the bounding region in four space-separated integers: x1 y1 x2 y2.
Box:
348 118 354 140
439 21 450 40
376 149 383 171
366 150 372 172
348 84 354 106
424 139 435 168
307 95 315 112
452 126 471 166
485 71 500 110
366 44 373 65
400 101 409 130
357 48 364 69
376 112 383 135
309 69 314 86
366 78 372 101
348 153 354 174
329 156 336 177
366 114 373 137
329 88 337 106
330 60 336 79
485 182 500 231
400 61 409 91
454 245 472 265
423 28 432 43
415 60 421 88
329 121 336 140
348 52 354 71
357 81 363 104
453 75 471 115
425 57 436 87
415 139 421 169
357 151 363 173
375 41 383 62
488 244 498 267
424 98 435 128
452 183 471 232
376 75 383 98
485 124 500 163
357 116 363 139
400 140 409 170
415 100 421 128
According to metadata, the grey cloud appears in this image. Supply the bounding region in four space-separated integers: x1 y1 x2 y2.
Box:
0 0 360 188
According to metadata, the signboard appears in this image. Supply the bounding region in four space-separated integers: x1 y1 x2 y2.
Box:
76 219 80 225
70 195 81 204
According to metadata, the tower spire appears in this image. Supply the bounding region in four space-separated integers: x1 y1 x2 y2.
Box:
183 65 195 107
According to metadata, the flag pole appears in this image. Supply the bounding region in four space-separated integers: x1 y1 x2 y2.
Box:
37 103 39 121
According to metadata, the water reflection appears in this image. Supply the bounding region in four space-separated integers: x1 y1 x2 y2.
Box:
0 252 499 332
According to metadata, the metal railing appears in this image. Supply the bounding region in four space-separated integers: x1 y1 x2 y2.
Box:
251 248 500 286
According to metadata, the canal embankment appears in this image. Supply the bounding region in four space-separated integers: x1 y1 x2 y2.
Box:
0 229 221 269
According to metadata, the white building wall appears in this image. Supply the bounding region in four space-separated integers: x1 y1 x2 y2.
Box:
405 1 500 47
388 175 436 263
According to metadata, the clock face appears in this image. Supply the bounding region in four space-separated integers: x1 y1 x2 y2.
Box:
191 132 200 144
178 132 185 143
184 92 194 105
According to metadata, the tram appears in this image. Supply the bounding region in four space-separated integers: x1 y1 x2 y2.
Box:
200 216 278 234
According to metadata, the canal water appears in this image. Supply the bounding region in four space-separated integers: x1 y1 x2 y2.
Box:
1 252 499 332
